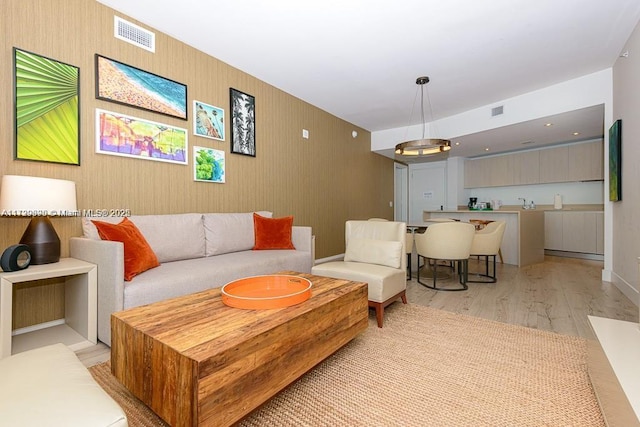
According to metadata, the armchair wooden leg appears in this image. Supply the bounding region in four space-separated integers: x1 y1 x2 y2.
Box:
375 304 384 328
368 290 408 328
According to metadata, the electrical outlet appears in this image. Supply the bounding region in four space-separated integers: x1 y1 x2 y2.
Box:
302 129 309 139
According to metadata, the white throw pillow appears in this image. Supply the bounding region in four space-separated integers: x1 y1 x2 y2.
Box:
344 238 402 269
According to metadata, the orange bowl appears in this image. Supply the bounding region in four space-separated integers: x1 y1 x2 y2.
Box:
221 275 312 310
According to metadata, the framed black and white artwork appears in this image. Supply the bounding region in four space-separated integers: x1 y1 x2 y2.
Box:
229 88 255 157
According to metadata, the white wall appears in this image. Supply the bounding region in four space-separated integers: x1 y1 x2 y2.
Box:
611 19 640 305
372 69 613 151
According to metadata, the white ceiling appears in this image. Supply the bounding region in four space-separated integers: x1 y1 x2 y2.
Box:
96 0 640 160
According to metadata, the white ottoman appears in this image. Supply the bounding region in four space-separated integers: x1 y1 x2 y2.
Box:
0 343 127 427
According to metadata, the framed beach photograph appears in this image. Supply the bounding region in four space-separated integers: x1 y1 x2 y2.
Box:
609 119 622 202
230 88 255 156
194 100 225 141
95 54 187 120
14 47 80 165
95 108 188 165
194 146 225 183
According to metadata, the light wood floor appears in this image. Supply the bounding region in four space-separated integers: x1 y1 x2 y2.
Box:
405 255 638 340
76 256 639 367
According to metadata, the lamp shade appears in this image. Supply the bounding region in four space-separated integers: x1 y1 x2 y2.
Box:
395 76 451 158
0 175 77 216
0 175 78 265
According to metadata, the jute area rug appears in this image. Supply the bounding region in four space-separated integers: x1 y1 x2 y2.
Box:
89 304 605 426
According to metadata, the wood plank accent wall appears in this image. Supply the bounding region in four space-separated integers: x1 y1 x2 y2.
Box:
1 0 394 327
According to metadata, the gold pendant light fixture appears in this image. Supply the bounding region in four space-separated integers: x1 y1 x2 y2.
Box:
395 76 451 156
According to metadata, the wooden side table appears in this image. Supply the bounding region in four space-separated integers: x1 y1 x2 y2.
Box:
0 258 97 358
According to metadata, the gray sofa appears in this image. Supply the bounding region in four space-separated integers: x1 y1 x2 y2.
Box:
70 212 313 346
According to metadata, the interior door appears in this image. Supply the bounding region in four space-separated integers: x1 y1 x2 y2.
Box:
409 162 446 223
394 163 408 222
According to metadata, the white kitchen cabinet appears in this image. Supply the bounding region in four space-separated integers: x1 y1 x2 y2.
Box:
544 211 563 250
464 158 489 188
562 212 597 253
595 212 604 255
488 155 509 187
538 145 568 183
544 211 603 255
568 140 604 181
512 150 540 185
463 141 603 188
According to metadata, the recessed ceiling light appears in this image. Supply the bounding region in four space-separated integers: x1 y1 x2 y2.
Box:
485 147 490 151
572 132 580 136
455 142 460 146
544 123 553 127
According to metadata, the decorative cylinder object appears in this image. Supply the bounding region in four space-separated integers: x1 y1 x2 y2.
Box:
553 194 563 210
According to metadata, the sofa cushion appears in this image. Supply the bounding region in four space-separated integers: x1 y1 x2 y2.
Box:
92 217 160 281
253 213 295 250
204 211 272 256
344 238 402 269
124 248 312 308
312 261 406 303
83 213 206 263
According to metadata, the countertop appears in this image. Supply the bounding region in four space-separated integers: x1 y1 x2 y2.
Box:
426 209 537 214
426 204 604 213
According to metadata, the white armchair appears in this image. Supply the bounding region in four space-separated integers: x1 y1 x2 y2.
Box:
468 220 506 283
312 220 407 327
414 222 476 291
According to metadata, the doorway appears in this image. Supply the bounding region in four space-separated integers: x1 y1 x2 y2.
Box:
409 162 447 223
394 163 408 222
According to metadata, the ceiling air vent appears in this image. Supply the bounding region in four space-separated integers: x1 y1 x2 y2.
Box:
491 105 504 117
114 16 155 52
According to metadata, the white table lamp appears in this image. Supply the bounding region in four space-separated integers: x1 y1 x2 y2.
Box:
0 175 77 264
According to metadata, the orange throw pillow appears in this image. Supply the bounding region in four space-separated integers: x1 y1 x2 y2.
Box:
253 213 295 250
92 217 160 281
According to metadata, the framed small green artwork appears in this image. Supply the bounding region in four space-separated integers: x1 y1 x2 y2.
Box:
14 48 80 165
609 119 622 202
194 146 225 183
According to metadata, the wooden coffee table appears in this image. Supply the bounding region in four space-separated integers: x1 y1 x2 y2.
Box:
110 272 368 427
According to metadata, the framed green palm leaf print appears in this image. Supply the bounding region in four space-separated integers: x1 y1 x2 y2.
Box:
14 48 80 165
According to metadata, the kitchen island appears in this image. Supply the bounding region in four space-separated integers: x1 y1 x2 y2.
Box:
424 209 545 267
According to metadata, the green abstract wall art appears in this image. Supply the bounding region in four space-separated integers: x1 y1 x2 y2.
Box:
608 119 622 202
14 48 80 165
194 146 225 183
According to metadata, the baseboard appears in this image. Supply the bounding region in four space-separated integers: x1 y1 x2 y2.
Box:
609 270 640 307
544 249 603 261
314 254 344 265
12 319 65 336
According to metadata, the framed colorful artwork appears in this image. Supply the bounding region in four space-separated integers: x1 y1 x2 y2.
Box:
14 47 80 165
230 88 255 156
95 109 188 165
194 100 224 141
95 54 187 120
609 119 622 202
194 146 225 183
